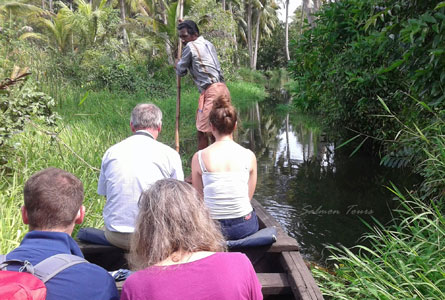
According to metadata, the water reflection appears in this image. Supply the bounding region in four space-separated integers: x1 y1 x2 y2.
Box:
237 99 416 265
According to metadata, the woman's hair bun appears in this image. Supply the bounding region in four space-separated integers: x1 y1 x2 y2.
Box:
213 95 231 109
209 94 237 135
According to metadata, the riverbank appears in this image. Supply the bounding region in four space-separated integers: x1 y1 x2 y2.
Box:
0 80 265 253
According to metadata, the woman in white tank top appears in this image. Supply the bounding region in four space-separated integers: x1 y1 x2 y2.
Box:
191 94 259 240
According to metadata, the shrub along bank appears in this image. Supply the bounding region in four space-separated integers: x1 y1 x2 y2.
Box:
288 0 445 196
288 1 445 298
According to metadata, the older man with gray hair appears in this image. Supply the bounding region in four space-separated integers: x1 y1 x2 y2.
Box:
98 103 184 250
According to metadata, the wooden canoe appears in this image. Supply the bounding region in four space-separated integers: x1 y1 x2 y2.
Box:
77 199 324 299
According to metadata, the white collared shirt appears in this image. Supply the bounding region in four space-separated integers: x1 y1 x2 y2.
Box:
98 131 184 232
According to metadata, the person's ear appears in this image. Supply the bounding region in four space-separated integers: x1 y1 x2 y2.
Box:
74 205 85 225
158 123 162 134
234 121 238 131
21 205 29 225
130 122 136 133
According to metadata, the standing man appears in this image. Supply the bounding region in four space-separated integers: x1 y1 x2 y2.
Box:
176 20 231 150
4 167 119 300
98 103 184 250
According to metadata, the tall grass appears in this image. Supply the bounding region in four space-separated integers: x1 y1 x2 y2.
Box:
0 80 265 253
312 186 445 299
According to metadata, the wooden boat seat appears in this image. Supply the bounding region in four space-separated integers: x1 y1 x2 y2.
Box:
76 239 128 270
76 240 124 254
116 272 292 295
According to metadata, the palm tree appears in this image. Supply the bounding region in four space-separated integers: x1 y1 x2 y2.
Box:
0 1 46 27
119 0 130 49
25 11 73 53
284 0 289 61
243 0 279 69
227 0 245 66
136 0 184 65
302 0 322 28
60 0 108 49
245 0 255 69
252 0 278 69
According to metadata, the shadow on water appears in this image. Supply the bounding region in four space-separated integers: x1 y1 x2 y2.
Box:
236 97 419 266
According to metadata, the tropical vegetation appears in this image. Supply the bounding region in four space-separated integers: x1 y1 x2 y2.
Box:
287 0 445 299
1 0 445 299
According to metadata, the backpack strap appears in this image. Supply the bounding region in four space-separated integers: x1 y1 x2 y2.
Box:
33 254 88 283
0 258 36 273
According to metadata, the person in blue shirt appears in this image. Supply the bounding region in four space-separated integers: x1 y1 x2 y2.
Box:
5 167 119 300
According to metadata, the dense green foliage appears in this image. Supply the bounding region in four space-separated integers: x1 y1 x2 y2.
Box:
288 0 445 193
257 21 288 70
0 75 58 168
289 0 444 140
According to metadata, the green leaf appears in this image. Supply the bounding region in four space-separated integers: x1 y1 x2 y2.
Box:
377 59 405 74
78 91 89 106
421 13 436 23
430 49 445 56
336 134 361 150
377 96 391 113
413 123 429 144
435 2 445 10
349 137 368 157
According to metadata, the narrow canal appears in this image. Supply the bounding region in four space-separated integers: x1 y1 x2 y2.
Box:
237 98 417 265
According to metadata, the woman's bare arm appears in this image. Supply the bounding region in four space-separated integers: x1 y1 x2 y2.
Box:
248 150 257 200
191 152 204 197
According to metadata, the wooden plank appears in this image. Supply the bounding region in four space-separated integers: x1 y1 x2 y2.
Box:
252 199 300 252
76 240 122 254
116 273 292 296
257 273 291 295
281 252 324 300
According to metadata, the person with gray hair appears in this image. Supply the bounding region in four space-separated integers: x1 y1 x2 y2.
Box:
97 103 184 250
120 179 262 300
130 103 162 130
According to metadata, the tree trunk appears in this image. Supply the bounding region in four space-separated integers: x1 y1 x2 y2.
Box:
302 0 314 28
160 2 174 65
229 2 240 66
247 2 254 69
285 0 290 61
119 0 129 50
253 10 261 70
300 1 305 35
313 0 320 11
42 0 45 10
222 0 226 10
49 0 53 12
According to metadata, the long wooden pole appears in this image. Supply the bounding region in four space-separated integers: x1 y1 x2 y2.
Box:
175 0 184 153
